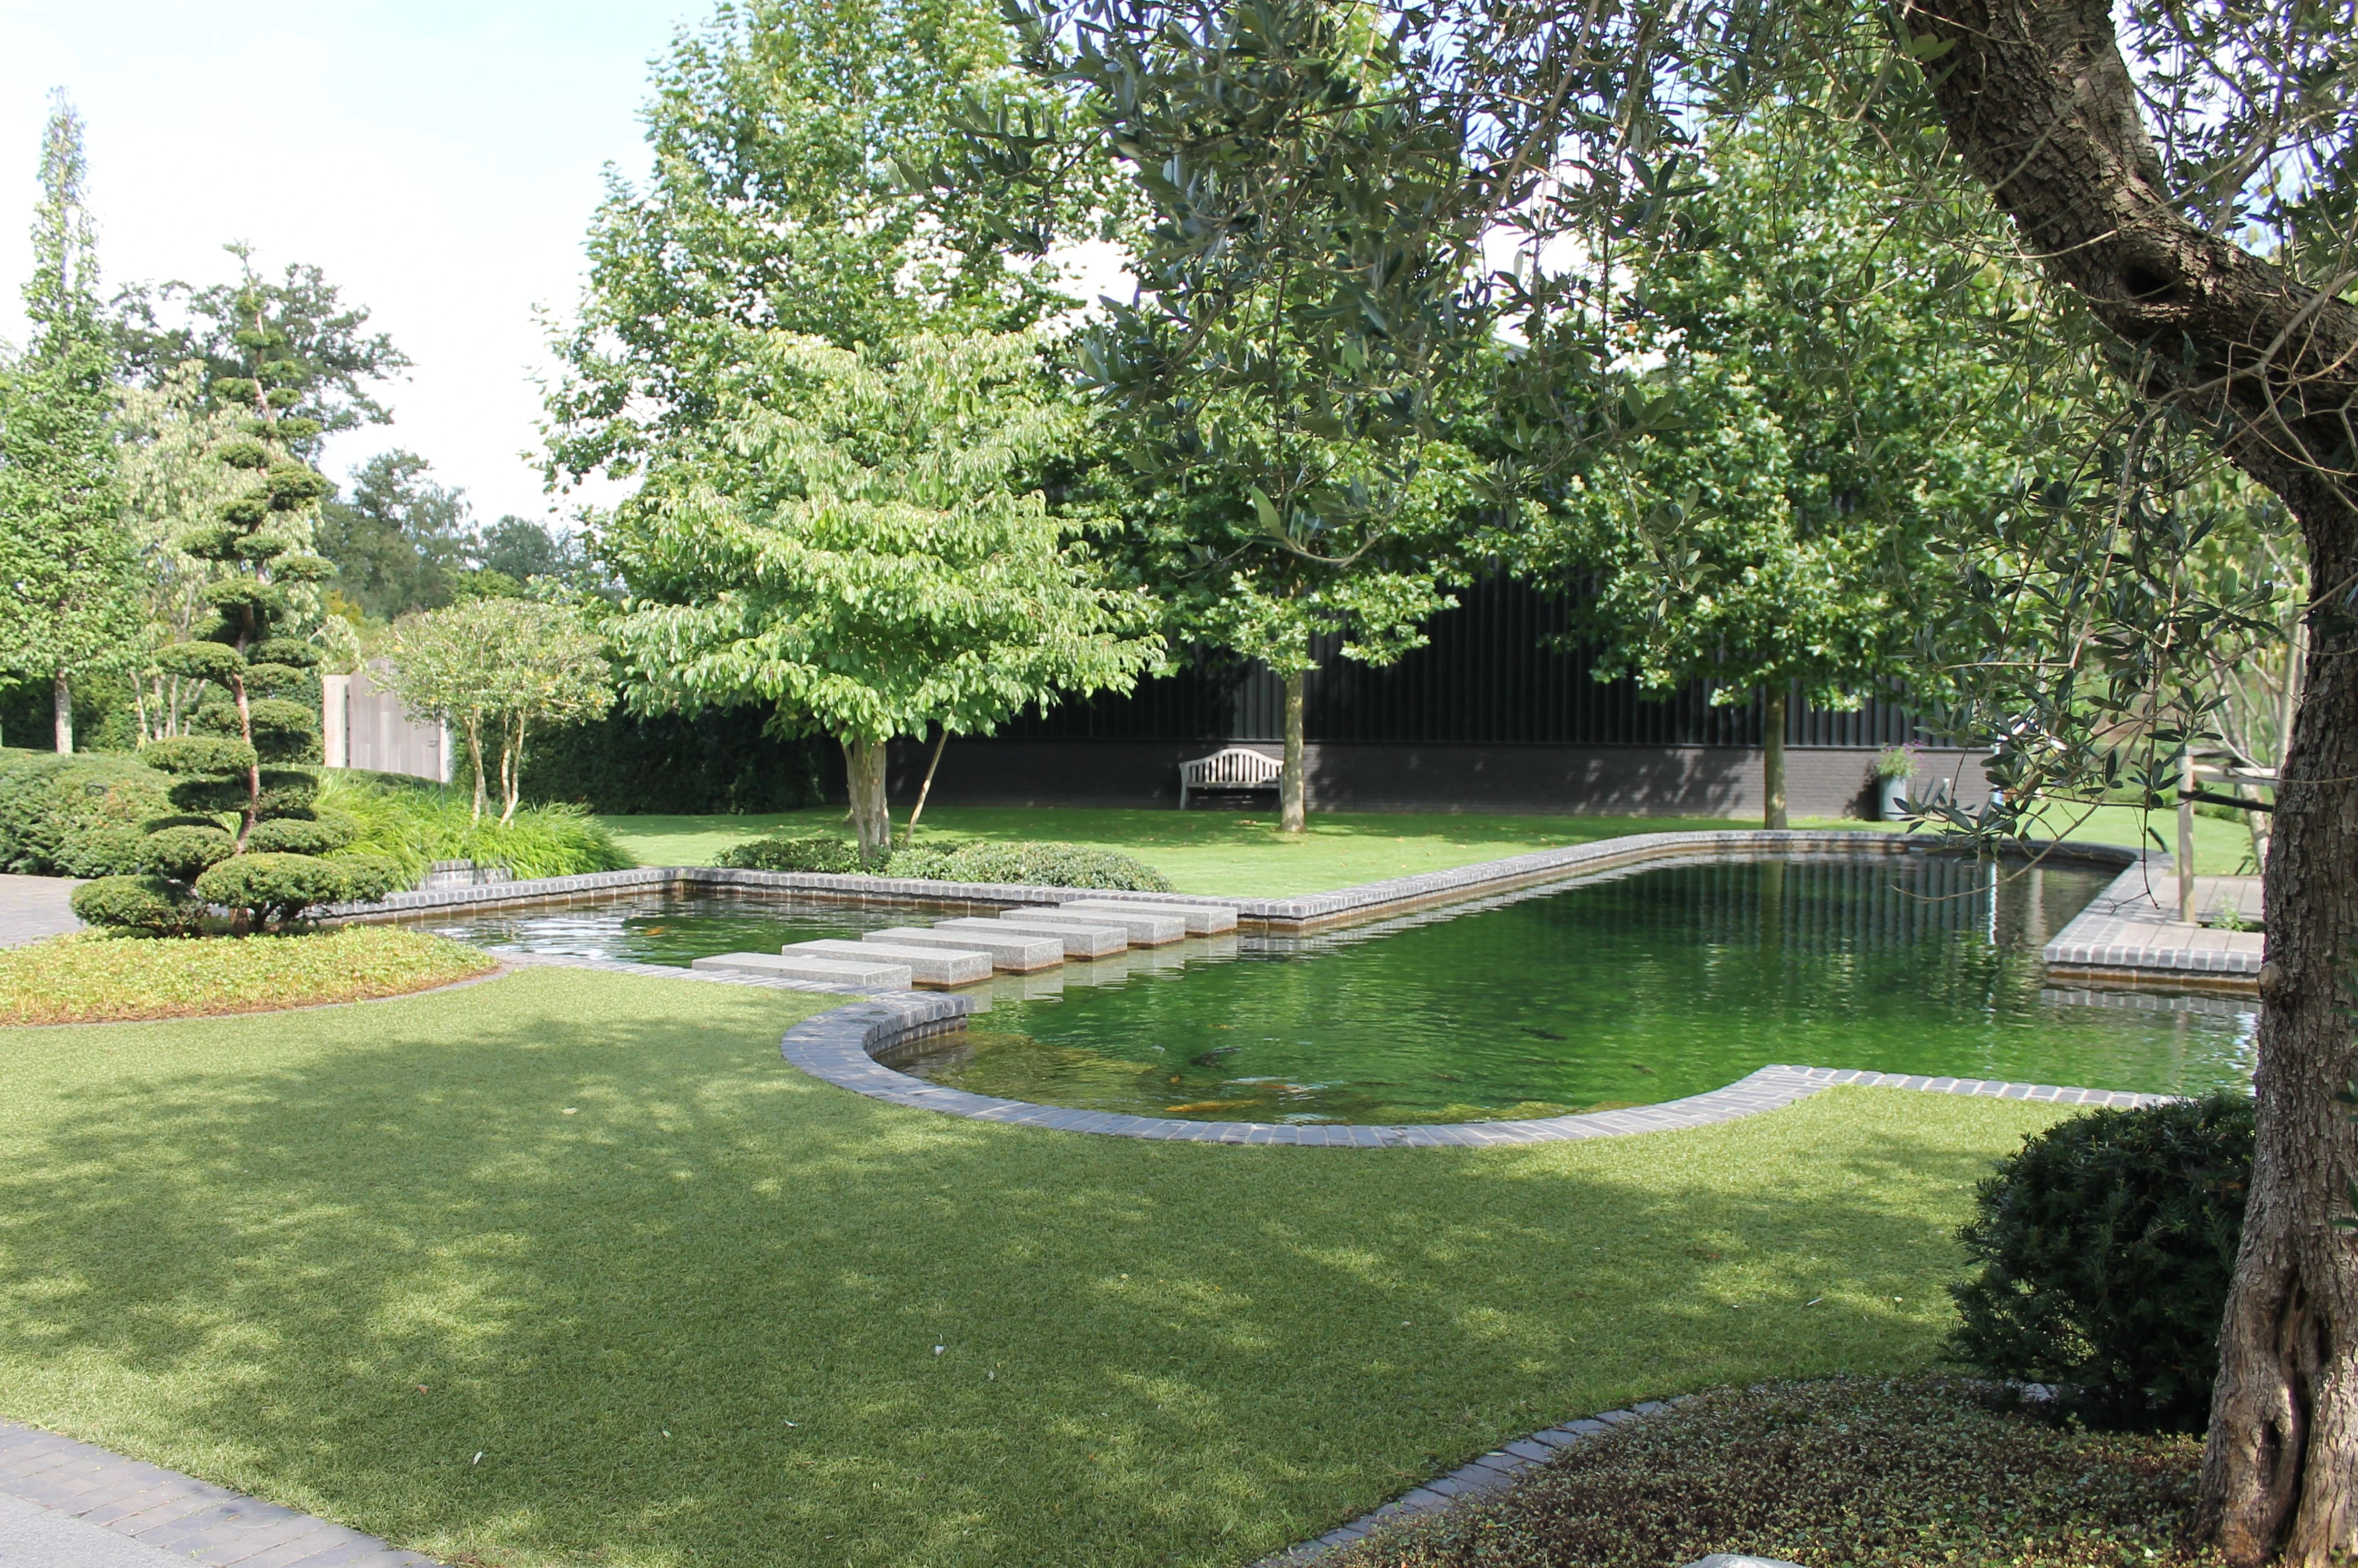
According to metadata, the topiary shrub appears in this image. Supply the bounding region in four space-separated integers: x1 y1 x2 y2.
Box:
244 815 355 856
69 874 204 936
889 840 1175 891
193 853 354 929
325 852 405 904
1949 1090 2253 1431
714 833 879 874
139 824 236 881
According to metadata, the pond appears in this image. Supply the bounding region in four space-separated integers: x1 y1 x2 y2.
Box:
412 852 2256 1125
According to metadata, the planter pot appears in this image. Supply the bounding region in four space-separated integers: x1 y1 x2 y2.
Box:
1876 776 1910 821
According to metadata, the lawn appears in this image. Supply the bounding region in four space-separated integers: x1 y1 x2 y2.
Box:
0 965 2075 1567
597 802 2256 897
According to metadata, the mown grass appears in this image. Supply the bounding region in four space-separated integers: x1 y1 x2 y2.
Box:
0 926 496 1025
0 965 2074 1566
597 803 2250 897
1333 1377 2215 1568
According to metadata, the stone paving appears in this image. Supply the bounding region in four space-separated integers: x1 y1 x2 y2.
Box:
0 1421 438 1567
2042 860 2264 988
0 873 80 947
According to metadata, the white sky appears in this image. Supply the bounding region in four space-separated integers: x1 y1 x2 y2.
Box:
1 0 714 526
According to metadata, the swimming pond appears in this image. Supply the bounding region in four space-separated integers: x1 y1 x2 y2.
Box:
412 852 2254 1124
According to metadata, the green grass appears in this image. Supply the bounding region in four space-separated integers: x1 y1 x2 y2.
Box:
0 927 496 1025
0 966 2074 1567
598 802 2256 897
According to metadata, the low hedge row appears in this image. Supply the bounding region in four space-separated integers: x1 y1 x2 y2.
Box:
715 833 1175 892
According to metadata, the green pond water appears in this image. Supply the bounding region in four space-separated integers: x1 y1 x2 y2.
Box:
418 853 2255 1124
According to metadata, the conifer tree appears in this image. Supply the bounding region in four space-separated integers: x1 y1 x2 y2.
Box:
0 94 140 752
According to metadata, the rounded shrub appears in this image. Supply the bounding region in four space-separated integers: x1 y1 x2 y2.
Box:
140 735 259 776
140 825 236 881
70 874 203 936
0 752 175 877
714 834 875 874
1949 1090 2253 1431
892 840 1175 892
194 852 352 928
328 852 405 904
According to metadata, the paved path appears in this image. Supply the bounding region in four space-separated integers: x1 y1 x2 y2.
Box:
0 1421 438 1567
0 874 79 948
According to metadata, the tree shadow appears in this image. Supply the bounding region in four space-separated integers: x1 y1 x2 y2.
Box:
0 973 2056 1567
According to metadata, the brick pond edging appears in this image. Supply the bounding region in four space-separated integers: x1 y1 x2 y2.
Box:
329 828 2141 937
2041 857 2265 992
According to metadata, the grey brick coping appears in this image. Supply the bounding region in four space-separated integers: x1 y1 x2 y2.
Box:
1254 1398 1686 1566
772 980 2172 1145
331 828 2137 937
0 1419 438 1566
2041 857 2264 987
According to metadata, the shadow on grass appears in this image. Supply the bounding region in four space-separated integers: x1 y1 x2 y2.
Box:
0 970 2060 1568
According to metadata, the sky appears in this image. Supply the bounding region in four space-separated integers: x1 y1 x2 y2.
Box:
0 0 715 526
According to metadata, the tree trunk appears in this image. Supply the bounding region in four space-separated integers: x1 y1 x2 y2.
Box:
1900 0 2358 1557
52 671 71 755
1280 672 1307 834
844 736 892 859
1761 685 1788 831
906 725 950 842
467 715 486 822
501 716 527 826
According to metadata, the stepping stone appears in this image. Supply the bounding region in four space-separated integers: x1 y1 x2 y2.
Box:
1060 898 1239 936
786 939 991 988
691 951 914 988
1017 907 1186 946
868 926 1064 974
973 914 1130 958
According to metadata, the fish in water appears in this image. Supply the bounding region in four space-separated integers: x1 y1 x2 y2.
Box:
1627 1063 1657 1075
1190 1045 1243 1067
1522 1026 1567 1041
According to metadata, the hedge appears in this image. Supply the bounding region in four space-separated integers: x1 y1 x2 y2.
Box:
0 749 174 877
474 704 828 816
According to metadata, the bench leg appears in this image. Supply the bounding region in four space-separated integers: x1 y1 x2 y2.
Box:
1179 781 1188 811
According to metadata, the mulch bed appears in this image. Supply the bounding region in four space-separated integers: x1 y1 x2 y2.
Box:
1328 1377 2218 1568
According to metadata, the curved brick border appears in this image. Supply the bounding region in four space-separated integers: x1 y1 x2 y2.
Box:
778 989 2170 1146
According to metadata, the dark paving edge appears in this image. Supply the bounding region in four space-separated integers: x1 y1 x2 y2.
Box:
0 1420 438 1567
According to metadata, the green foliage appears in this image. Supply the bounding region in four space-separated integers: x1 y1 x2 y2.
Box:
67 874 202 936
714 830 1173 890
139 824 234 881
312 449 475 618
713 833 876 874
243 815 354 856
110 241 409 454
888 839 1174 891
0 96 142 730
1949 1092 2254 1431
0 749 173 876
511 704 826 815
608 329 1162 854
192 852 354 928
542 0 1114 486
314 769 634 885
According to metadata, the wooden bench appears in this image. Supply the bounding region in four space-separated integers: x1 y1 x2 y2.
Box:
1179 746 1282 809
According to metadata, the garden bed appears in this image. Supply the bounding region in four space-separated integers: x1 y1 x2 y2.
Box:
1330 1377 2214 1568
0 926 497 1025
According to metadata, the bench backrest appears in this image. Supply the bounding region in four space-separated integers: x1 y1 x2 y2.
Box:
1180 747 1283 786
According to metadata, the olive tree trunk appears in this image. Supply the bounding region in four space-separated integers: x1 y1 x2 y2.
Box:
1902 0 2358 1555
1280 672 1307 835
843 736 893 858
1761 685 1788 831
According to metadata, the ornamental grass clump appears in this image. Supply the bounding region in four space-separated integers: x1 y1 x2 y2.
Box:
1948 1092 2254 1431
68 304 399 934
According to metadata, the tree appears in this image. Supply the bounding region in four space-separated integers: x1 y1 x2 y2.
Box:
1518 112 2026 827
313 449 473 618
473 515 596 591
1006 2 2356 1550
382 595 613 822
604 329 1164 854
1005 0 1533 832
112 244 408 455
0 95 141 753
541 0 1117 490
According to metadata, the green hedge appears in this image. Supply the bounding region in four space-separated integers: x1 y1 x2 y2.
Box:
0 749 173 877
716 833 1173 892
473 704 827 815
